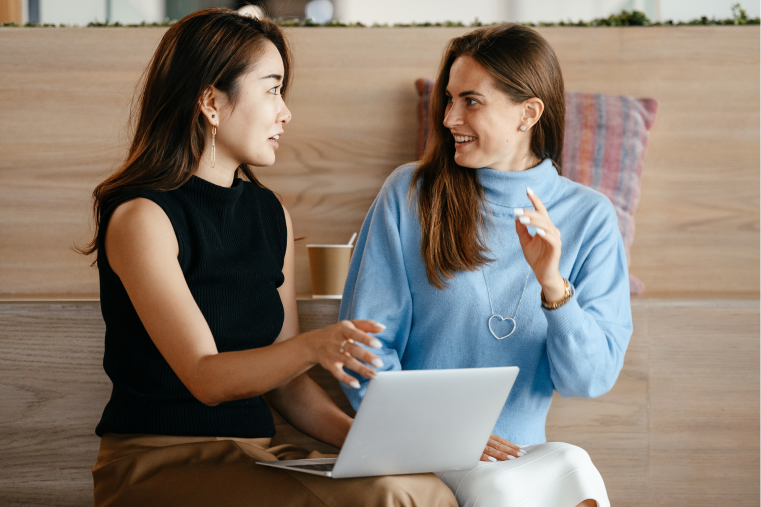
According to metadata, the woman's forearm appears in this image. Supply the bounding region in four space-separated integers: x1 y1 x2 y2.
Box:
264 373 353 449
191 330 319 406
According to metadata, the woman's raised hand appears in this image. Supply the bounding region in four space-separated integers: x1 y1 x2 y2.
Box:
514 187 566 302
481 433 526 462
309 320 385 388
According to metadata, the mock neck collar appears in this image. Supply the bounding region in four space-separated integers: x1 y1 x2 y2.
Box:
185 174 244 205
477 159 559 213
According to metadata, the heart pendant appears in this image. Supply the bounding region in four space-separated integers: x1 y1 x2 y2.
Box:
488 314 516 340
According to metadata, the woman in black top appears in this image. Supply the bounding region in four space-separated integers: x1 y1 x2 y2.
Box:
82 9 456 506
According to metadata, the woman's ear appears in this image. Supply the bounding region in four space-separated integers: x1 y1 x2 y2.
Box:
522 97 545 130
199 86 220 126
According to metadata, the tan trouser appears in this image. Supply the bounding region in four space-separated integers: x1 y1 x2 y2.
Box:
93 434 457 507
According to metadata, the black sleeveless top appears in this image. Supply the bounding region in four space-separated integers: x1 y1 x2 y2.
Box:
95 176 287 438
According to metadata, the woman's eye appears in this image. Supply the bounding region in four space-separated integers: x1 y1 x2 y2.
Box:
467 98 478 106
446 96 453 104
269 86 281 95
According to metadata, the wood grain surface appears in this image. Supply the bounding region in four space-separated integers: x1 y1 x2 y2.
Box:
0 27 758 299
0 299 758 506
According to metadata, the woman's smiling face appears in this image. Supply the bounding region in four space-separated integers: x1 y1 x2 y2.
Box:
443 55 537 172
215 40 291 168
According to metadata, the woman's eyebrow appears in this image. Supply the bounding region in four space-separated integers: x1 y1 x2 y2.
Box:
260 73 283 81
445 88 484 97
458 90 484 97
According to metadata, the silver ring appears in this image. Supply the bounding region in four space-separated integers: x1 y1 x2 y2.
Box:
339 339 348 354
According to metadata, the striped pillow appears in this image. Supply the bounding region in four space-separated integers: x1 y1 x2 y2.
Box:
415 80 658 295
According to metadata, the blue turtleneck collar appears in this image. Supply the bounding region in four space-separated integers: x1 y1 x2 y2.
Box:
476 159 559 214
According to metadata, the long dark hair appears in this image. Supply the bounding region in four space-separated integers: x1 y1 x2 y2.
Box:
411 23 565 289
78 8 291 256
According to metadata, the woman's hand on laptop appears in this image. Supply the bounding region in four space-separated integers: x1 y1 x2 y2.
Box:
481 434 526 462
309 320 385 388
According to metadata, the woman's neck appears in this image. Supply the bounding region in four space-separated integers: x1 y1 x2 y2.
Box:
490 147 542 173
195 148 239 188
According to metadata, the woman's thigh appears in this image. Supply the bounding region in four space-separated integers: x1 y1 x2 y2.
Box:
435 442 609 507
93 437 457 507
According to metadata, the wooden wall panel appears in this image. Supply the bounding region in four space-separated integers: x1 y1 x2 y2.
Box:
0 299 757 506
0 27 758 299
0 0 21 24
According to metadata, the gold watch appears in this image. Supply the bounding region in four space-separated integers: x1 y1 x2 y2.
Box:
541 278 573 310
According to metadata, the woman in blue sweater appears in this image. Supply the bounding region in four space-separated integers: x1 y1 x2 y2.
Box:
341 24 632 507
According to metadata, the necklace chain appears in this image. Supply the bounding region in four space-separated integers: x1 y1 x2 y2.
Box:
483 268 531 338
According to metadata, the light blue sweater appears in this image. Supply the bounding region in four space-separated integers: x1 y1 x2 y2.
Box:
339 160 633 445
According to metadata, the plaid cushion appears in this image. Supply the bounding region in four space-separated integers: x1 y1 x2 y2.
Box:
415 79 658 295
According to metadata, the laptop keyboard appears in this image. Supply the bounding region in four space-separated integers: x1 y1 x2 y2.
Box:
290 463 336 472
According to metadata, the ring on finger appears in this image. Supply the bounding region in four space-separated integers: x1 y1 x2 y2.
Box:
339 338 354 354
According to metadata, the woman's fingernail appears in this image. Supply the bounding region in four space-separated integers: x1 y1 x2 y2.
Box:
519 216 530 225
487 456 497 462
527 186 534 196
536 228 546 237
370 339 382 349
507 455 517 460
374 322 387 330
350 380 361 389
518 450 527 456
513 208 524 216
366 370 377 379
371 358 384 368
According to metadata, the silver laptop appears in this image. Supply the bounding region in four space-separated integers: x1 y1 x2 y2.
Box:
257 366 519 478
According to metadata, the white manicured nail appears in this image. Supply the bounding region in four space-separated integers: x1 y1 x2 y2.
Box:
536 228 546 237
507 455 517 460
371 358 384 368
518 450 527 456
526 187 534 196
374 322 387 330
519 216 530 225
350 380 360 389
370 339 382 349
487 456 497 462
513 208 524 216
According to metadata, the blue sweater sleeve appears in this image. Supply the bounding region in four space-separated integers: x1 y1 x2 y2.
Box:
544 200 633 398
339 172 412 409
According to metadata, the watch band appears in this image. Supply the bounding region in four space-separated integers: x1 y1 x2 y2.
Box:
541 278 573 310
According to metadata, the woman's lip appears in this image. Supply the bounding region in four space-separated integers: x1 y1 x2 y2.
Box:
268 138 279 149
454 139 476 147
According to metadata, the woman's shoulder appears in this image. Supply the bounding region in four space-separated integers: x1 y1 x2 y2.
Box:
553 177 619 239
382 162 419 192
368 163 419 220
556 177 617 217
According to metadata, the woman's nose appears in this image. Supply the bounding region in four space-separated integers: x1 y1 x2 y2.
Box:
443 105 462 129
279 104 292 124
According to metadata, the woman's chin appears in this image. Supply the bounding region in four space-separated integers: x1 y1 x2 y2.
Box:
246 154 276 167
454 153 481 169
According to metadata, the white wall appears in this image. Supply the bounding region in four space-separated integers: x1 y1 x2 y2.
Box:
39 0 164 25
333 0 510 25
40 0 105 24
334 0 759 24
111 0 165 24
661 0 758 22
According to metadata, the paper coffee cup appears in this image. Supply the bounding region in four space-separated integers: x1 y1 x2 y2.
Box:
307 244 354 299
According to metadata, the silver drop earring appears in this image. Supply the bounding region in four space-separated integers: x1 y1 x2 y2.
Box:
211 125 216 168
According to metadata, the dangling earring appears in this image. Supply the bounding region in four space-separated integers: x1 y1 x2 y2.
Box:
520 125 527 132
211 125 217 168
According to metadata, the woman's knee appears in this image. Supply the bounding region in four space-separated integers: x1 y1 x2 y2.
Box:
551 443 594 470
368 474 458 507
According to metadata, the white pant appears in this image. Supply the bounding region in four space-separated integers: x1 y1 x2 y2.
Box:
435 442 609 507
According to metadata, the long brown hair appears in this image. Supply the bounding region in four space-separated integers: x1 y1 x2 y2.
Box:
78 8 291 256
411 23 565 289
